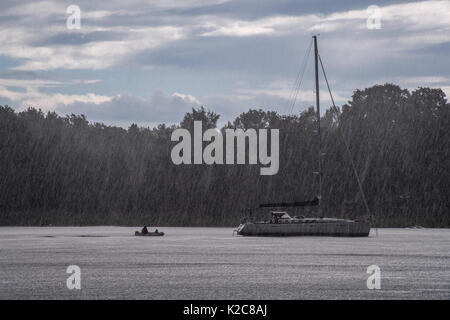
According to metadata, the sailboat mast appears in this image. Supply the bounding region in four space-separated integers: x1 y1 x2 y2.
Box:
313 35 323 214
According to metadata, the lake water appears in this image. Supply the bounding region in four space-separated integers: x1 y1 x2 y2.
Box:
0 227 448 299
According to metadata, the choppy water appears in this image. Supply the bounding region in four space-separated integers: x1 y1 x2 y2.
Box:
0 227 448 299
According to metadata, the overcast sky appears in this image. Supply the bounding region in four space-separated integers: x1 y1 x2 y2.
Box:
0 0 449 127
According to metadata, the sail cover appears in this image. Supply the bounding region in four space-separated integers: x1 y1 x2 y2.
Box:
259 198 319 208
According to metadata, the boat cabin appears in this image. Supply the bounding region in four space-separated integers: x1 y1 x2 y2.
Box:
270 211 292 223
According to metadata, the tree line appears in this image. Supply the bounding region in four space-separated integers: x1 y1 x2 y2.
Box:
0 83 449 227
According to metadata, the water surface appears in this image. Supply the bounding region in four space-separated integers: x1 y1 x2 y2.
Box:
0 227 448 299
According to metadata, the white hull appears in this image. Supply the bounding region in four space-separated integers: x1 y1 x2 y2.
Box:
236 220 370 237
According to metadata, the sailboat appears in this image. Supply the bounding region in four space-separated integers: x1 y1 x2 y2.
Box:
235 36 371 237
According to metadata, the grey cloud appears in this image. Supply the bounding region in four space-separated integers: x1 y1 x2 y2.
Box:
0 70 50 80
31 31 127 47
135 33 307 76
57 89 201 124
176 0 420 19
54 89 300 128
202 93 294 123
1 0 449 126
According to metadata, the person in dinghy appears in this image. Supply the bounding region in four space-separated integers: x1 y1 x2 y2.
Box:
135 226 164 236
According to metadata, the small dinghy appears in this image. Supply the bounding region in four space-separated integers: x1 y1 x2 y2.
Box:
135 231 164 237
